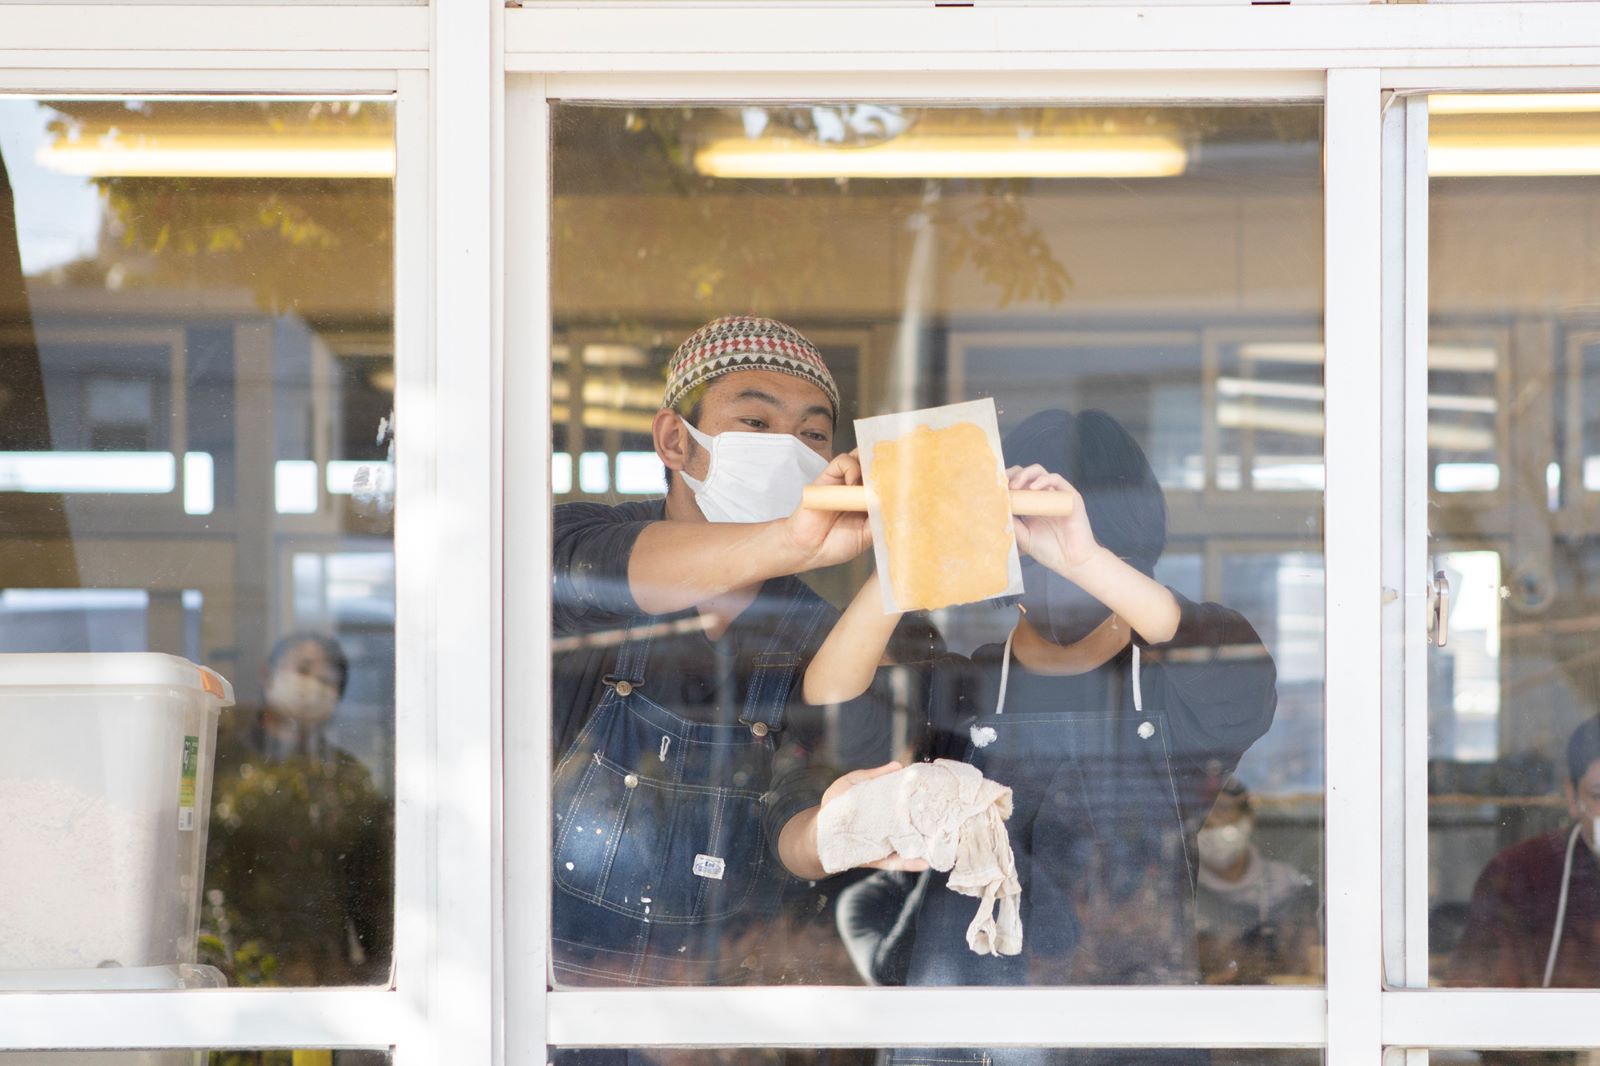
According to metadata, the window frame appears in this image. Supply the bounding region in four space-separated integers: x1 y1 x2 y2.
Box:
0 7 499 1065
505 5 1600 1064
507 59 1360 1064
2 3 1600 1065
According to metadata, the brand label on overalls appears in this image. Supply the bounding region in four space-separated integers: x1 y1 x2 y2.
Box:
693 854 726 880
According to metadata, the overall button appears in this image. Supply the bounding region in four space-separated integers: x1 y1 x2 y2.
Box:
1137 721 1156 740
749 721 769 737
624 773 640 789
614 680 633 697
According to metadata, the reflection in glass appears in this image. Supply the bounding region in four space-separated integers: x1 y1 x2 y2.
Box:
0 99 395 990
551 104 1324 988
0 1054 388 1066
1406 1052 1600 1066
550 1050 1323 1066
1428 93 1600 988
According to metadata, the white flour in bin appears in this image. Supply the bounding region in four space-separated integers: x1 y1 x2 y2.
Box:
0 777 169 969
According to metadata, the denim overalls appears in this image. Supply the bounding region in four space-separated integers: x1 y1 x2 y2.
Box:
892 636 1202 1066
551 585 827 987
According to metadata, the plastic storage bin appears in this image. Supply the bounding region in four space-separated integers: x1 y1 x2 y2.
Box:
0 653 233 974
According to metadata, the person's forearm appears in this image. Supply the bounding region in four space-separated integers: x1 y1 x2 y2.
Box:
802 573 900 705
627 518 811 615
1056 546 1181 644
777 806 826 880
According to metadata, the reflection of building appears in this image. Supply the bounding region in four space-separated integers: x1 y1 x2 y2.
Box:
0 281 396 791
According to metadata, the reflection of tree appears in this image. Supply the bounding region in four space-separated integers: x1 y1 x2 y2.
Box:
43 102 393 319
553 106 1074 316
200 716 393 991
553 104 1320 319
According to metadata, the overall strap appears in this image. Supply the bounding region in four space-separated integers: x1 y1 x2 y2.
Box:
607 621 656 688
739 582 829 735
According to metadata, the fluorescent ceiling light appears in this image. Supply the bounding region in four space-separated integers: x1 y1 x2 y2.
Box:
551 405 659 435
694 135 1187 180
551 378 663 411
579 452 610 495
37 134 395 179
183 451 214 516
1427 424 1495 453
1430 94 1600 115
1434 462 1501 493
1235 342 1497 371
616 451 668 495
326 460 395 496
274 460 319 514
0 451 174 494
1430 135 1600 177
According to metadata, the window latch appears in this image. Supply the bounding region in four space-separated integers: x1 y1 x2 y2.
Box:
1427 569 1451 647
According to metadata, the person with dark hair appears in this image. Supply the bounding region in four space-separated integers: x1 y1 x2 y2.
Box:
549 316 912 1003
1449 715 1600 988
1194 777 1317 984
802 408 1278 1066
202 631 392 986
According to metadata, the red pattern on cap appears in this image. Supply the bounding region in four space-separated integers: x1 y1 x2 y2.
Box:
664 315 839 419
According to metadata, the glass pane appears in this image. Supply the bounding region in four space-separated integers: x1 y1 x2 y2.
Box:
1400 1053 1600 1066
1427 92 1600 989
0 99 395 989
550 1050 1323 1066
549 103 1324 987
0 1054 388 1065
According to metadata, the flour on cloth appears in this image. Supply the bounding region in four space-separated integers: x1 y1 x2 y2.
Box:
817 758 1022 956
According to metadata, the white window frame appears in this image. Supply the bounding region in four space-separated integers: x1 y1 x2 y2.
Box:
506 5 1600 1066
0 6 498 1066
1 4 1600 1066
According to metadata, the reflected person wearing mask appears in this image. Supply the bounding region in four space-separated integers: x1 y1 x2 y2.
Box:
203 632 392 986
550 316 908 999
1193 777 1316 984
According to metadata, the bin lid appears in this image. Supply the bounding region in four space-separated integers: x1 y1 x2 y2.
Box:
0 653 234 706
0 963 225 990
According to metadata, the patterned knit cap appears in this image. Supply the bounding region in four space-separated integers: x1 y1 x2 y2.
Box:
664 315 839 422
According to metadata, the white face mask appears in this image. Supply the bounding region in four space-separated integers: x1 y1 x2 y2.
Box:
679 419 829 524
1197 818 1253 873
265 670 340 727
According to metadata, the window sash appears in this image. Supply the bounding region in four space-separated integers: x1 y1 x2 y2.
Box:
0 4 1597 1061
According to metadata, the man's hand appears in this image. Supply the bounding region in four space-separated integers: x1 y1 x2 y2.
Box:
1007 464 1106 579
777 760 931 880
780 451 872 571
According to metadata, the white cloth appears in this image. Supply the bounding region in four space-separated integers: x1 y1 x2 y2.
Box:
817 758 1022 956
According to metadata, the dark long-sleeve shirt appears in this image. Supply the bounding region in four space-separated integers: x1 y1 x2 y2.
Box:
903 593 1278 986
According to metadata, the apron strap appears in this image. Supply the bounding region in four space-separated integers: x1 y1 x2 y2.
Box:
740 582 829 733
994 628 1016 715
992 628 1143 714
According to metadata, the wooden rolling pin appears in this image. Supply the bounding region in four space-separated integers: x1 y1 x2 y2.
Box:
802 484 1075 517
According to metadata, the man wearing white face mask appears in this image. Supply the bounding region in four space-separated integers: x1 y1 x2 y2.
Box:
550 316 915 999
1450 715 1600 989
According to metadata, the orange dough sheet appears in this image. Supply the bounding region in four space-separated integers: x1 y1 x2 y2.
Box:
871 421 1014 612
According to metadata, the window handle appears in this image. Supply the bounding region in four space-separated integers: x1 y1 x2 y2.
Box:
1428 570 1451 647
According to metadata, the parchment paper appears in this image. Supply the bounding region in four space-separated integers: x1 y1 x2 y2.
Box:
855 398 1023 614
